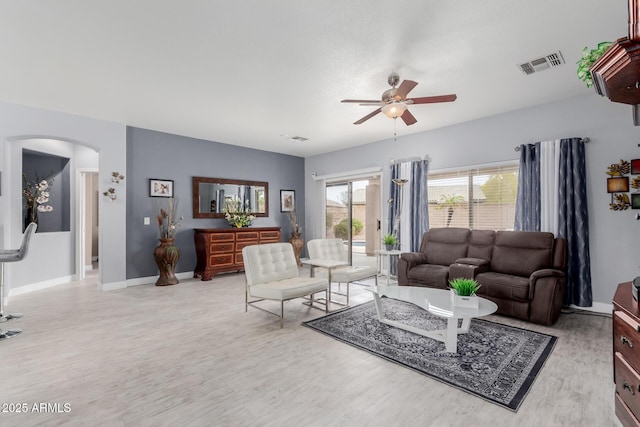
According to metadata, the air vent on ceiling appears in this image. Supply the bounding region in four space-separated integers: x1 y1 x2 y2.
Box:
518 51 565 75
290 136 308 142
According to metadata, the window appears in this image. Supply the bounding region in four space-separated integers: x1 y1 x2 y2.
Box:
428 163 518 230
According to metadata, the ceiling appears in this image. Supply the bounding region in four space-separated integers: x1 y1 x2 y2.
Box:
0 1 628 157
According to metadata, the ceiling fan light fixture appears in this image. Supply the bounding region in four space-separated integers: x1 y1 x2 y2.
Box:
382 102 407 119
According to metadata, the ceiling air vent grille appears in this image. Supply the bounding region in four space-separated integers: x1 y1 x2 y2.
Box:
518 51 565 75
290 136 308 142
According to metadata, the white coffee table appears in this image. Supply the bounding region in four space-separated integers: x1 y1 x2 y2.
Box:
367 285 498 353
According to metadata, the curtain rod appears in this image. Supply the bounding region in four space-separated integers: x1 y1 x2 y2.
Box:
514 138 590 151
389 156 427 165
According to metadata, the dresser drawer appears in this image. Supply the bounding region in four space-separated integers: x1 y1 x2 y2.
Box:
235 252 244 265
617 392 640 427
260 231 280 240
210 233 234 243
237 231 259 241
616 352 640 418
210 243 234 253
209 254 234 267
615 311 640 369
235 241 257 252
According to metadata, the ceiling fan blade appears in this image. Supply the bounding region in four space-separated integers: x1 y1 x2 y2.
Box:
401 109 417 126
408 94 457 104
341 99 381 103
394 80 418 100
354 108 382 125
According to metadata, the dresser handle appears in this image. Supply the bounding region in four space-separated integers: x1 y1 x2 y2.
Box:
621 335 634 348
623 380 636 395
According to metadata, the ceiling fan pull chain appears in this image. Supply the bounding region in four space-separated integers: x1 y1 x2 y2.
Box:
394 117 398 142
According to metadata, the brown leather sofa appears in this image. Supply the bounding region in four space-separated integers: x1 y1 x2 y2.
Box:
397 227 567 325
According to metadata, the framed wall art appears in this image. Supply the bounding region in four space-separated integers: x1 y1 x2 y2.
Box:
149 179 174 197
280 190 295 212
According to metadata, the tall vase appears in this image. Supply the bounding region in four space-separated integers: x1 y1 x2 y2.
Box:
154 238 180 286
25 205 38 231
289 231 304 267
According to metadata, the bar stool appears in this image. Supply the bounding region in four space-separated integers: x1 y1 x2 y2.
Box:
0 222 37 340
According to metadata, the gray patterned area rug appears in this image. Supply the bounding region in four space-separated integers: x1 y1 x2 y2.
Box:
303 298 557 411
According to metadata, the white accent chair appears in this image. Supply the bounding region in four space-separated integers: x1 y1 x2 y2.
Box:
0 222 37 340
242 242 328 328
307 238 378 306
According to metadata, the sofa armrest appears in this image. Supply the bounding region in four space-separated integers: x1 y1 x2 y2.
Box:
454 257 489 267
400 252 428 269
449 258 490 280
528 268 566 325
529 268 565 284
397 252 427 286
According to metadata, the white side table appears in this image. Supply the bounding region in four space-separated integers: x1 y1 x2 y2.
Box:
374 249 402 285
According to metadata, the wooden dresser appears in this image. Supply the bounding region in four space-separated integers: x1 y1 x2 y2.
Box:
613 282 640 426
193 227 281 280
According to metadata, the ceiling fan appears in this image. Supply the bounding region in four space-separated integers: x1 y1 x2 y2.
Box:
341 72 457 126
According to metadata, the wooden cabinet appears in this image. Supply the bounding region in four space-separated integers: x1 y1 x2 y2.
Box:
613 282 640 426
193 227 281 280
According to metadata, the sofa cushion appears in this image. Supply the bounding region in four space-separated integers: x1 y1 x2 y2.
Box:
490 231 554 277
475 272 530 302
468 230 495 261
407 264 450 289
424 227 470 266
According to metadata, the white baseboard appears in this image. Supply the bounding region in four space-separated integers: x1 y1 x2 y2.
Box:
568 302 611 314
100 280 128 291
9 275 75 297
121 271 195 289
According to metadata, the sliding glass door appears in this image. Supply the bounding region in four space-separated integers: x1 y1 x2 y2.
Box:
325 176 380 267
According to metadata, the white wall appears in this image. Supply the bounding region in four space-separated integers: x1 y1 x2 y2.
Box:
0 101 126 292
305 93 640 306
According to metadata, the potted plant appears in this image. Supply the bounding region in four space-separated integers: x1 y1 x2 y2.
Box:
223 197 255 228
449 277 481 308
576 41 612 88
383 234 398 250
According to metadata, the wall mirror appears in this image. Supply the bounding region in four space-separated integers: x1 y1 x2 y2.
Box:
192 176 268 218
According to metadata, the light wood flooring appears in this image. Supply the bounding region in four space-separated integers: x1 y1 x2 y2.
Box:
0 268 619 427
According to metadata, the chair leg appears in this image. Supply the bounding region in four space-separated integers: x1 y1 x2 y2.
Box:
0 327 22 340
346 281 350 306
0 263 23 323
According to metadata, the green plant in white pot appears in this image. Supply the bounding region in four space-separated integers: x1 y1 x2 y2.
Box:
449 278 481 308
449 278 480 296
383 234 398 250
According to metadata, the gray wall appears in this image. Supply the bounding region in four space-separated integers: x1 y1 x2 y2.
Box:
125 127 305 279
305 93 640 307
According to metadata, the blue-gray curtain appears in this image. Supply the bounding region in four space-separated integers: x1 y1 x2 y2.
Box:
514 142 540 231
409 160 429 251
514 138 592 307
558 138 592 307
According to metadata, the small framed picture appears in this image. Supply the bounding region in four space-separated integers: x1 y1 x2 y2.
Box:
149 179 174 197
280 190 295 212
632 193 640 209
632 159 640 174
